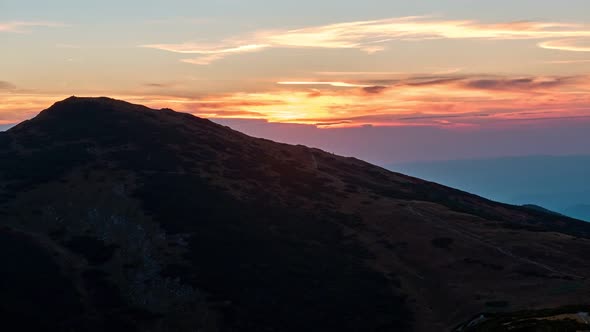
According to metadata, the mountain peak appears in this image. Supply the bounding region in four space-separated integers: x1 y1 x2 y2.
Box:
9 96 223 149
6 96 160 136
3 97 590 332
46 96 151 114
4 97 209 141
37 96 209 126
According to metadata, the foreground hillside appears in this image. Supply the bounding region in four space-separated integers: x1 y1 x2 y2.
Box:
1 97 590 331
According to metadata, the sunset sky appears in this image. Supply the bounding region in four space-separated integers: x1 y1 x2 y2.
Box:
2 0 590 163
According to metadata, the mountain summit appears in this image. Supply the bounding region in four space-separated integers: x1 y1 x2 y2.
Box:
1 97 590 331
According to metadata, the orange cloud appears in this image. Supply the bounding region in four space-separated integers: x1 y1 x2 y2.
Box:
0 93 70 123
2 74 589 129
152 74 589 127
142 16 590 64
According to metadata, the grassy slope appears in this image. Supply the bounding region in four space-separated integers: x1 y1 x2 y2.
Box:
1 97 590 331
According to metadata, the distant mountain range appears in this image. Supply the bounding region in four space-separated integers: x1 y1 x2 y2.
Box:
2 97 590 331
390 155 590 221
0 124 14 131
563 204 590 222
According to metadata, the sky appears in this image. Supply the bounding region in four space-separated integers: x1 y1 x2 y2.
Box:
1 0 590 163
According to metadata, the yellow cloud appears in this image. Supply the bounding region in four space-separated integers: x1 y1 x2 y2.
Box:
277 81 371 88
543 59 590 64
539 38 590 52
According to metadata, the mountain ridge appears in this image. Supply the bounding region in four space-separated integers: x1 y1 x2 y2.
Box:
389 156 590 221
2 97 590 331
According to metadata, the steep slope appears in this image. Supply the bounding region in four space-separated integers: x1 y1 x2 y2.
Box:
1 97 590 331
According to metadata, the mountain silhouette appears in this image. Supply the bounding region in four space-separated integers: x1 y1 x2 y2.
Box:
1 97 590 331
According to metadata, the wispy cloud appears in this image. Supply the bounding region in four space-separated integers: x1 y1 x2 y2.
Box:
277 81 371 88
0 21 66 33
141 43 270 65
462 77 576 90
543 59 590 64
539 37 590 52
143 82 180 89
0 81 16 90
141 16 590 64
362 86 389 94
316 71 404 76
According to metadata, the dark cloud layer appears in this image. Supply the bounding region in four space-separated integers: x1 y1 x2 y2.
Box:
144 83 173 88
362 86 388 94
0 81 16 90
464 77 574 90
356 74 582 92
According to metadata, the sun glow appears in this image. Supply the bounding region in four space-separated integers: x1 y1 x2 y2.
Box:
2 74 590 128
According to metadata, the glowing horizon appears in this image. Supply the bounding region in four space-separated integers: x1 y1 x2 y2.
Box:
1 1 590 132
2 73 589 128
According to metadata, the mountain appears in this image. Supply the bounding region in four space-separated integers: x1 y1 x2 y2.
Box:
390 156 590 221
521 204 563 216
2 97 590 331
